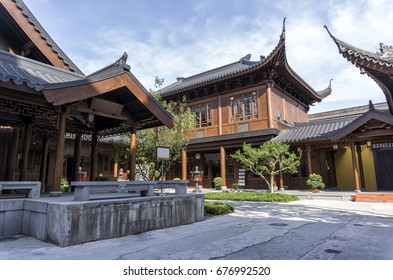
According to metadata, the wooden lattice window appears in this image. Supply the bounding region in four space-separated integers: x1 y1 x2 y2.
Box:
192 103 212 127
230 92 258 122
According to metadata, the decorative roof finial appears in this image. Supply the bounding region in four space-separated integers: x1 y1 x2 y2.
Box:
240 54 252 62
280 18 287 42
115 52 131 71
368 100 375 111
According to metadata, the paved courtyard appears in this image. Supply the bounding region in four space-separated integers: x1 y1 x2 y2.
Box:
1 198 392 260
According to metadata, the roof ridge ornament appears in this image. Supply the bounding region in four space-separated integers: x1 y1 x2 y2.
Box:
115 52 131 71
378 43 393 62
240 54 252 62
280 18 286 42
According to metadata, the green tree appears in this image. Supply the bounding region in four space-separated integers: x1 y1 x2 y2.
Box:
231 142 301 193
136 77 195 179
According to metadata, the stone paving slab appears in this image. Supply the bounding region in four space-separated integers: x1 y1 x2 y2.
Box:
0 199 392 260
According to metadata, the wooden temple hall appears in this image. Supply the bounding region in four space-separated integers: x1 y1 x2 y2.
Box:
161 20 393 192
1 0 393 194
0 0 176 191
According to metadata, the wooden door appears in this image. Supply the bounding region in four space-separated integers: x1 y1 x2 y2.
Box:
373 148 393 191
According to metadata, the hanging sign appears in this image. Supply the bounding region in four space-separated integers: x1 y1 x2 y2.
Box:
157 146 170 159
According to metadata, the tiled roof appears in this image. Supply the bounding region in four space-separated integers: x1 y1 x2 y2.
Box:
272 116 356 143
160 55 261 96
0 50 84 91
13 0 84 75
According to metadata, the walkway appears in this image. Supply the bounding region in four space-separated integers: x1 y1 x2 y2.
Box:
1 199 392 260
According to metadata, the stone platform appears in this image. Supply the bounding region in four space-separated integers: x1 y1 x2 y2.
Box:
0 193 204 246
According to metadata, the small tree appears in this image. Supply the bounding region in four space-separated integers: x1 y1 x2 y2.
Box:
306 173 325 190
231 142 301 193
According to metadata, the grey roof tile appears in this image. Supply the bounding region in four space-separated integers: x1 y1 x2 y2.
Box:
272 116 356 143
0 50 84 91
13 0 84 75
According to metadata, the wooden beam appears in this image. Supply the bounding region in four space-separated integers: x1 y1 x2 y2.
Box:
53 110 66 191
44 75 127 106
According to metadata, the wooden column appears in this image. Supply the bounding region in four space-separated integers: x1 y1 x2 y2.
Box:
39 134 49 192
279 171 284 190
220 146 227 186
129 127 137 181
90 130 98 181
19 122 33 181
5 127 19 181
182 149 187 180
72 133 82 181
218 96 222 135
350 139 361 192
306 144 312 175
53 110 66 191
266 83 273 128
356 143 366 190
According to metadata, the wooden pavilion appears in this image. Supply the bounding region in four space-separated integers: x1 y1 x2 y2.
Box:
0 0 176 191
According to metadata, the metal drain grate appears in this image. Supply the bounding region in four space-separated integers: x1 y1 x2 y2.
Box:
325 249 342 254
269 223 288 227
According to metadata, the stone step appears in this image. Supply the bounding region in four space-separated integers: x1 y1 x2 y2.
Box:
354 194 393 203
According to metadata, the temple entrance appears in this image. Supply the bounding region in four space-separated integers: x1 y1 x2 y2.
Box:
373 148 393 191
211 163 220 188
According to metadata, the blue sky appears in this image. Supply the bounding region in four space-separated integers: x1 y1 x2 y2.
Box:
24 0 393 113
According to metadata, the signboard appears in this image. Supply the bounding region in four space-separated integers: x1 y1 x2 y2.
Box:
157 146 170 159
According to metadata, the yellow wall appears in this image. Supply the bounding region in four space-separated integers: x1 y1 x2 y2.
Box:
334 146 377 191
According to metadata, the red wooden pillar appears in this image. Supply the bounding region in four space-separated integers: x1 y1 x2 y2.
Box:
182 149 187 180
220 146 227 186
129 127 137 181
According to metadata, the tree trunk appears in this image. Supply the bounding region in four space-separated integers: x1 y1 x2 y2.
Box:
270 174 275 193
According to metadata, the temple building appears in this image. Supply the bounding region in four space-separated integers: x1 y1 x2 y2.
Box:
160 19 332 189
0 0 176 191
161 22 393 192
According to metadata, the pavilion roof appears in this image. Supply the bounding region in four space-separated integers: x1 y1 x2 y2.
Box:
0 50 84 92
325 26 393 115
3 0 83 74
161 19 331 107
273 103 393 144
0 50 177 134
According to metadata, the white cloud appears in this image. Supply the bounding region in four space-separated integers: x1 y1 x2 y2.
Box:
26 0 392 113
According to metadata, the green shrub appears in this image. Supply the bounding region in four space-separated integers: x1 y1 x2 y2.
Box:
231 183 239 191
60 178 70 192
213 177 223 190
204 201 234 216
204 192 299 202
306 173 325 190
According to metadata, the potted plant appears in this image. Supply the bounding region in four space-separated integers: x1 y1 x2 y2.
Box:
60 178 71 192
213 177 223 190
306 173 325 193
